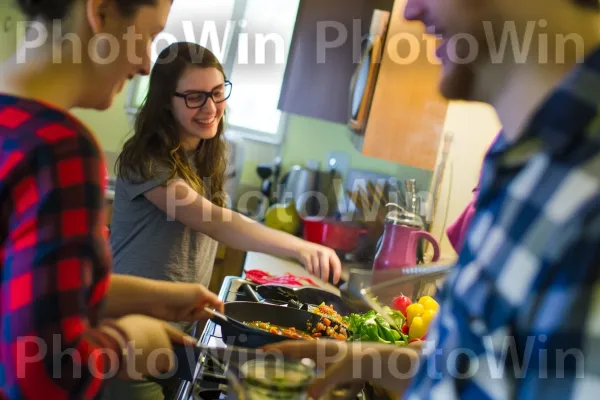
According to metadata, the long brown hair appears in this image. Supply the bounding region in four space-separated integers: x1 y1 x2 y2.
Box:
116 42 227 206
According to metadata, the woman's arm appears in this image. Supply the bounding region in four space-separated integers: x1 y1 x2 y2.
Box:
143 179 342 283
103 274 224 320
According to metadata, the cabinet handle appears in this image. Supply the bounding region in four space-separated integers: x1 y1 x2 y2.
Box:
348 37 374 127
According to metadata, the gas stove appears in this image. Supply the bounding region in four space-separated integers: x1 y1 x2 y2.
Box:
171 276 372 400
172 276 267 400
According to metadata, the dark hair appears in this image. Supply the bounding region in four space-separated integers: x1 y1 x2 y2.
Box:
16 0 158 21
116 42 228 207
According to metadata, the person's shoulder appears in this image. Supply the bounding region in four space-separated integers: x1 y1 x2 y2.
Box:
0 96 105 187
0 94 101 156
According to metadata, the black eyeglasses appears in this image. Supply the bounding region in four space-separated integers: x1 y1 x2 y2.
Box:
174 81 232 109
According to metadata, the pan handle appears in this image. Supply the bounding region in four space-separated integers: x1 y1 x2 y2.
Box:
241 283 262 303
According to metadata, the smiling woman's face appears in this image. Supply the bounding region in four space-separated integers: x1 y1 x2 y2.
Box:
171 66 227 149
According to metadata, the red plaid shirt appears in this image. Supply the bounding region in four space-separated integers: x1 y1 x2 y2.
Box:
0 94 127 399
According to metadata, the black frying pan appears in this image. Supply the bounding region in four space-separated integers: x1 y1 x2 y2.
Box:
209 301 346 348
254 284 370 315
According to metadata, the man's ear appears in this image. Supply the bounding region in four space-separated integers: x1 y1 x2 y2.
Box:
85 0 108 34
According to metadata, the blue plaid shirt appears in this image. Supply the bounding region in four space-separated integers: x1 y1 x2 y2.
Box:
404 46 600 399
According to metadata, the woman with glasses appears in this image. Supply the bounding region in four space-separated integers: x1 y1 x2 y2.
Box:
106 41 342 399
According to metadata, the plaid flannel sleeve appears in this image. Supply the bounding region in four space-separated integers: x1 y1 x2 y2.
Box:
517 210 600 399
1 126 128 400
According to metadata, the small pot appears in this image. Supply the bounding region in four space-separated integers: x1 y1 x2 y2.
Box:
302 217 368 253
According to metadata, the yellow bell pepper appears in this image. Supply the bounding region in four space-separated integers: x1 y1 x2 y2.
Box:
421 308 437 330
409 316 427 340
421 298 439 312
406 303 425 326
418 296 434 305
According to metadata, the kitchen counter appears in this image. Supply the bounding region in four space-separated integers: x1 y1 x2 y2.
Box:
242 252 341 295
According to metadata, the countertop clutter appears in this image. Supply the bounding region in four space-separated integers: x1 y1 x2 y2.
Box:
241 252 341 294
172 250 436 400
241 251 375 292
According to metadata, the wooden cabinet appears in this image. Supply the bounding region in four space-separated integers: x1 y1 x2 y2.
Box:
360 0 449 171
279 0 448 171
278 0 394 124
208 244 246 293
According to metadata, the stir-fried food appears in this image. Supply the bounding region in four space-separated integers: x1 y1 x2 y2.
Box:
244 321 315 340
310 317 349 341
244 318 349 341
311 302 345 325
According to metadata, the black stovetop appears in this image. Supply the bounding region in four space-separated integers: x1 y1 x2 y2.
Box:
172 276 257 400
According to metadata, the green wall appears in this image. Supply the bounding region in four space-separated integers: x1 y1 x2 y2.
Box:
72 91 133 153
0 3 22 61
280 115 431 187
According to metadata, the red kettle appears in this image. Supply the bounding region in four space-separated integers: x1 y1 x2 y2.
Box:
373 204 441 270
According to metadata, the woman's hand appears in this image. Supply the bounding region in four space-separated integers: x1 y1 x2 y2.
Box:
264 340 421 398
295 242 343 284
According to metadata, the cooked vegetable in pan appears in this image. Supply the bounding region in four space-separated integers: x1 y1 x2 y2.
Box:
244 317 350 341
311 302 345 325
244 321 315 340
310 317 348 341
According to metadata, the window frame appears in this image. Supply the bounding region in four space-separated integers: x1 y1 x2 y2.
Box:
125 0 296 145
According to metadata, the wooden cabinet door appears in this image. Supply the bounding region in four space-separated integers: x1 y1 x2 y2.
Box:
278 0 393 124
361 0 449 171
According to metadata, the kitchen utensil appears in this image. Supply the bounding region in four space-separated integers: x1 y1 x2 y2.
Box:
427 132 453 228
257 164 273 198
207 302 350 348
277 165 321 217
242 283 303 307
372 204 441 271
301 216 368 254
238 289 352 335
404 179 420 216
345 180 390 227
203 306 259 337
403 179 425 264
255 284 370 315
240 283 262 303
253 164 274 222
240 283 306 310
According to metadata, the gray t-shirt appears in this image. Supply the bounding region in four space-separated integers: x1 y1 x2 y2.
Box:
109 168 218 331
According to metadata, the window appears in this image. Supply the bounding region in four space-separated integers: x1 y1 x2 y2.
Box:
127 0 301 144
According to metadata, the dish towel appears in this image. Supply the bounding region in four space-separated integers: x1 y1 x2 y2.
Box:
244 269 318 287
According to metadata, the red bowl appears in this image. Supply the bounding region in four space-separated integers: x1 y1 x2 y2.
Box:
302 217 368 253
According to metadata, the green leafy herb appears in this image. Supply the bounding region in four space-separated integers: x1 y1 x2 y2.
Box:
342 308 408 345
